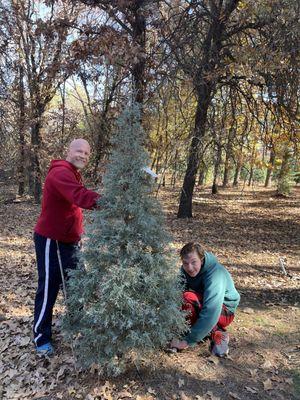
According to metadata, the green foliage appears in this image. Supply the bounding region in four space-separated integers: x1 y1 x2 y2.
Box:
240 165 266 184
64 103 186 375
277 146 293 196
252 168 266 184
292 171 300 184
277 175 292 195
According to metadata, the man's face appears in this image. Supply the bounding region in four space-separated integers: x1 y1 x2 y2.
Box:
66 141 91 170
182 251 203 277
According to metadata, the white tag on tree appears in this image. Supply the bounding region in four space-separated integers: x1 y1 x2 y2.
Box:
142 166 158 179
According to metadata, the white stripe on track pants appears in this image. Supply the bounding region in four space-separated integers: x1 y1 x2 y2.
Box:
33 232 79 347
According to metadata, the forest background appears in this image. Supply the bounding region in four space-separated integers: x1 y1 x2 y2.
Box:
0 0 299 207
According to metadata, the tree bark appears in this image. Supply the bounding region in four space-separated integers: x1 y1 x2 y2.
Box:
60 81 66 144
93 116 109 181
264 147 275 187
171 149 179 187
177 81 213 218
177 2 235 217
198 160 207 186
29 103 45 203
223 126 235 187
18 65 26 196
212 142 222 194
277 145 292 196
233 162 241 186
131 3 146 106
248 142 256 187
31 117 42 203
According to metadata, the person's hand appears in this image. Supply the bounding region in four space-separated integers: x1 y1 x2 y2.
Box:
170 339 189 351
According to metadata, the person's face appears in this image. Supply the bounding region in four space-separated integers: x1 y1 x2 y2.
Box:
67 142 90 170
182 251 203 277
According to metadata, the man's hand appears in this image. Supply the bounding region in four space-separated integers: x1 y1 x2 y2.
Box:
170 339 189 351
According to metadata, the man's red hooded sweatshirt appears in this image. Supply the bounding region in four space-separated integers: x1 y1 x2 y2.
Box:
35 160 99 243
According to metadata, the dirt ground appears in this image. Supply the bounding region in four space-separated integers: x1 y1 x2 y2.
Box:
0 183 299 400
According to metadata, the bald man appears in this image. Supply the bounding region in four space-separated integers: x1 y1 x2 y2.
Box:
33 139 100 355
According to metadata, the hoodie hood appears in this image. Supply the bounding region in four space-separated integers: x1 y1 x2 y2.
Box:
49 160 82 183
201 252 218 273
49 159 76 172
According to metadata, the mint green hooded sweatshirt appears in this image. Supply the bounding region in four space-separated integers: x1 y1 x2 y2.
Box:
182 252 240 346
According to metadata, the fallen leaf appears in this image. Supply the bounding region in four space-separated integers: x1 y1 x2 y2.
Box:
229 393 241 399
206 356 220 365
56 365 68 379
245 386 258 394
147 387 156 395
93 383 113 400
263 379 272 391
243 307 254 314
261 360 273 369
4 368 19 379
205 391 220 400
179 391 191 400
271 375 283 382
249 368 257 378
178 378 185 388
89 363 99 374
117 390 133 399
68 387 78 396
18 336 31 347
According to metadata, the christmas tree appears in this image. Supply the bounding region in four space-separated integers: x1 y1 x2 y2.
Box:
64 103 186 375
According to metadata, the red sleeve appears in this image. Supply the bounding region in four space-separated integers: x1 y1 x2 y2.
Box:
50 168 100 209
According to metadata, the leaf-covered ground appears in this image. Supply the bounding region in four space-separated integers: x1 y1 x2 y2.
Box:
0 183 299 400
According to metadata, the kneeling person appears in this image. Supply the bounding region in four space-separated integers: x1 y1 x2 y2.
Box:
171 242 240 357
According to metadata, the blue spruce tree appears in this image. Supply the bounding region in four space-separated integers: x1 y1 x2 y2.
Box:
64 103 186 375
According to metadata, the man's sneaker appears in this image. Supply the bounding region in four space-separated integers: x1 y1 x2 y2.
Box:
36 342 54 356
210 330 229 357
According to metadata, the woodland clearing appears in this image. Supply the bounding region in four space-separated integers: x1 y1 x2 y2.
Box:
0 184 299 400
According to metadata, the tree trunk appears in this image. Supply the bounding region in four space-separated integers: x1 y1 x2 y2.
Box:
264 147 275 187
177 82 212 218
177 7 230 217
31 119 42 203
28 149 34 196
18 65 26 196
198 161 207 186
222 126 235 187
171 149 179 187
60 81 66 144
132 4 146 106
93 116 109 182
233 162 241 186
212 142 222 194
277 145 292 196
248 165 253 187
29 103 45 203
248 142 256 186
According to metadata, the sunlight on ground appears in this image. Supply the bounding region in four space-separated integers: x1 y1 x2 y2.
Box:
0 186 299 400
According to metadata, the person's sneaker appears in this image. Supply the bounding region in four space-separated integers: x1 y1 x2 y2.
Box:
36 342 54 356
210 330 229 357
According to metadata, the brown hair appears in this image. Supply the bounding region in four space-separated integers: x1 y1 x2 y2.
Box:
180 242 205 260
